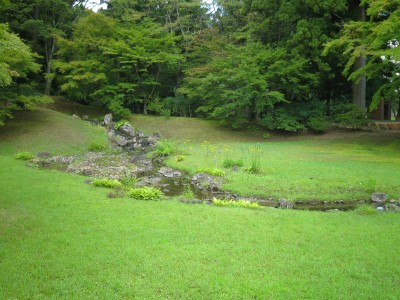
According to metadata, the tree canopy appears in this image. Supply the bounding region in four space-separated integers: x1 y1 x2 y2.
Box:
1 0 399 127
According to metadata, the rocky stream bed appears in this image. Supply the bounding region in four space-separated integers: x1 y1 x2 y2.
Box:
29 114 400 212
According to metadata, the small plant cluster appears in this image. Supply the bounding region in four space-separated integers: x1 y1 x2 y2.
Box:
92 178 122 188
114 119 130 130
245 144 262 174
181 186 195 199
212 198 261 209
197 167 225 177
354 204 378 215
15 151 34 160
222 158 244 168
128 187 164 200
88 141 107 152
175 155 186 162
153 139 176 157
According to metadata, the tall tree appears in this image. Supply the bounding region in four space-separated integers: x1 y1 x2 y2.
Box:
0 24 49 125
324 0 400 116
0 0 79 95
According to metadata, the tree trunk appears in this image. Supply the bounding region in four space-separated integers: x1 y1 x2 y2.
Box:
44 37 56 95
352 56 366 109
352 5 366 110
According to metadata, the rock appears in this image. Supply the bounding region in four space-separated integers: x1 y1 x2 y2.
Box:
72 114 79 119
104 114 113 126
118 124 135 136
158 167 182 178
385 204 400 212
82 115 89 120
191 173 222 192
115 135 128 147
278 198 293 209
36 151 51 158
137 130 144 138
371 193 387 203
152 132 161 139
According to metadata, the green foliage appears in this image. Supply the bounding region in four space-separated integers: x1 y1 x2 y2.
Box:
88 141 107 152
174 155 186 162
331 103 367 126
0 24 50 125
222 158 244 168
92 178 123 189
245 145 262 174
55 13 182 116
14 151 34 160
153 140 175 157
128 186 164 200
196 167 225 177
324 0 400 112
307 116 330 133
212 198 261 209
119 175 138 188
181 186 195 199
114 119 129 130
354 204 378 215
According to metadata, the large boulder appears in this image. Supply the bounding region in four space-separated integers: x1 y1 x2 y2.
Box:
104 114 113 126
371 193 387 203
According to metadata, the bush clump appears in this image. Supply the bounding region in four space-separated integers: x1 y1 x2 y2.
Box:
153 140 175 157
222 158 244 168
15 151 34 160
128 187 164 200
212 198 261 209
92 178 122 189
332 103 368 126
88 141 107 152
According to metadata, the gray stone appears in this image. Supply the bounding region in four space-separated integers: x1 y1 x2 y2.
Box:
104 114 113 126
119 124 135 136
158 167 182 178
82 115 89 120
115 135 128 147
371 193 387 203
36 151 51 158
278 198 293 209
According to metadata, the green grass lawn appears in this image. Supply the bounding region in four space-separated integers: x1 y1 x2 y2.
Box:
131 115 400 201
1 109 400 298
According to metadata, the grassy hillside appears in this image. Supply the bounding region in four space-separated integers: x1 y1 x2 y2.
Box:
0 109 400 298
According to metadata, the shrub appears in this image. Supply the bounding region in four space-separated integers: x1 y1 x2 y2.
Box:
15 151 34 160
331 103 368 126
92 178 122 189
153 140 175 157
222 158 244 168
128 187 164 200
197 167 225 177
119 175 138 188
307 116 330 133
212 198 261 209
88 141 107 152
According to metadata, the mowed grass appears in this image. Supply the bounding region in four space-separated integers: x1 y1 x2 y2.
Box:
130 115 400 201
0 109 400 298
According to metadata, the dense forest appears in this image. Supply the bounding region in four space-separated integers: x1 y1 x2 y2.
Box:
0 0 399 131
